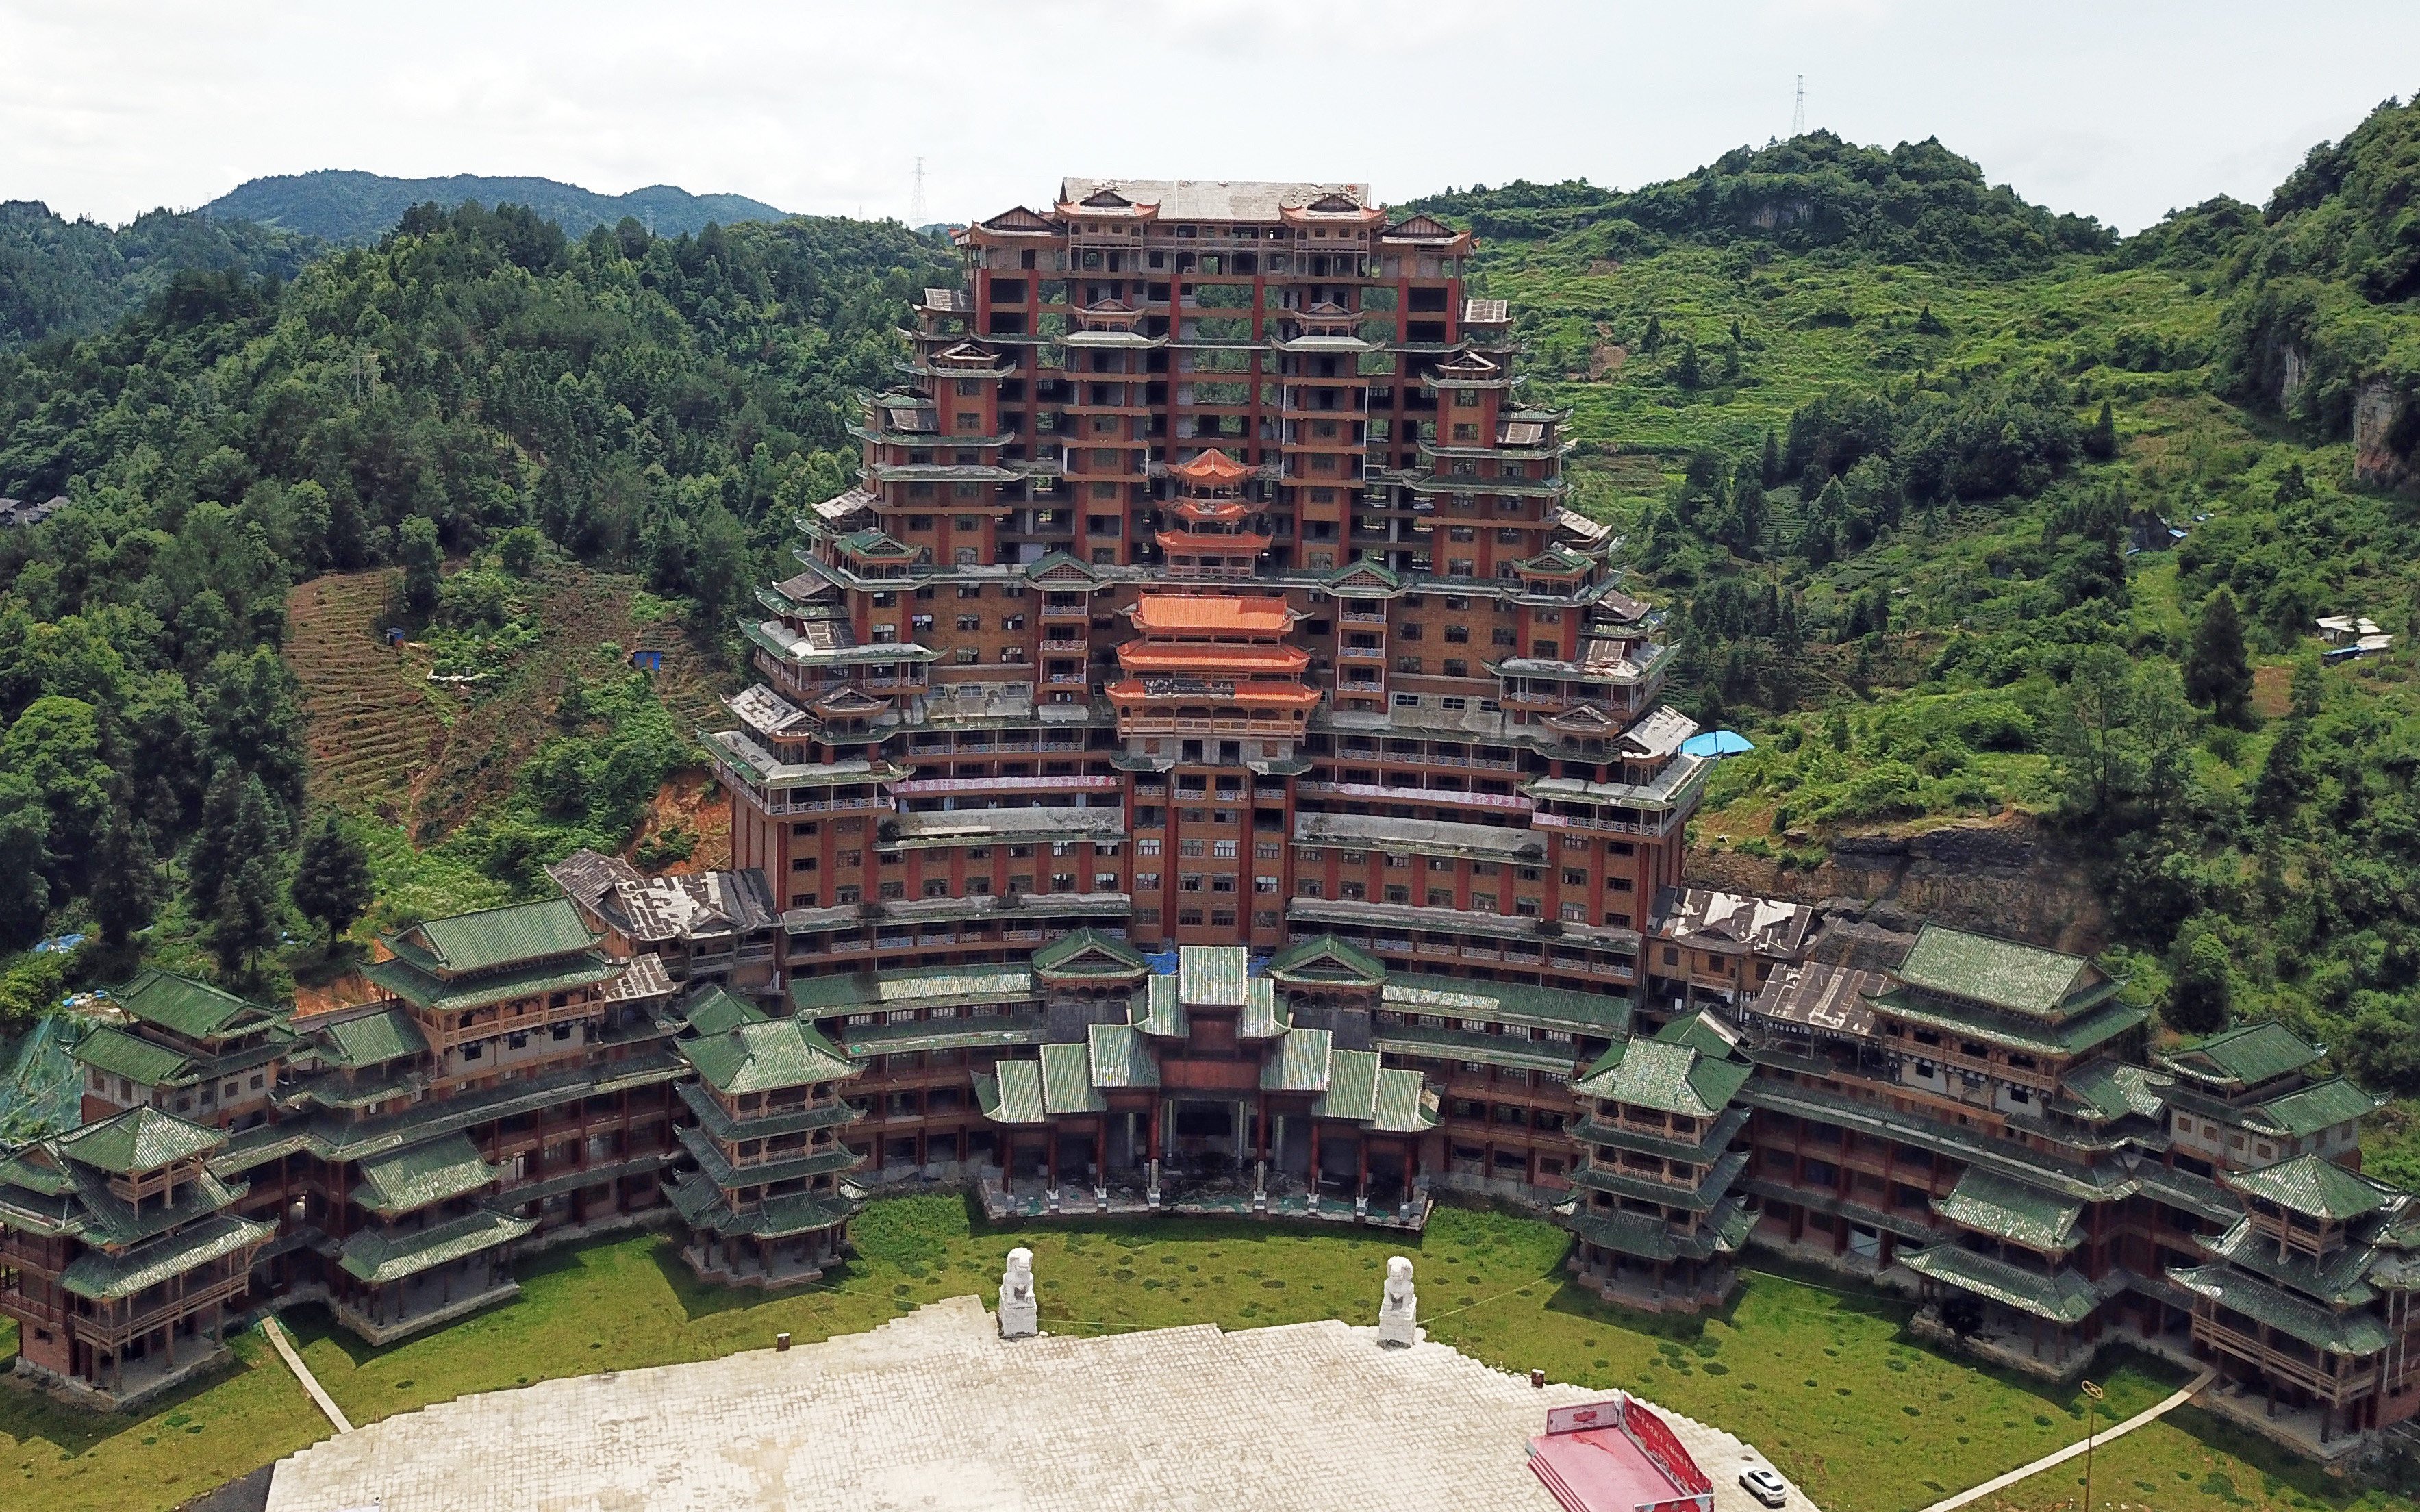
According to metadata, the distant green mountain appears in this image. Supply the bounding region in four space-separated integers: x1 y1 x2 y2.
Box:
201 171 792 244
0 200 318 348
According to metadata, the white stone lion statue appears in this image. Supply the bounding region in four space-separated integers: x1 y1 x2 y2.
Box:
1377 1255 1417 1346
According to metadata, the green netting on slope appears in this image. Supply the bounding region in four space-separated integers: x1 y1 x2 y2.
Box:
0 1016 86 1143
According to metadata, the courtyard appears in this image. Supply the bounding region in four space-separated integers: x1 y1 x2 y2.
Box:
0 1198 2410 1512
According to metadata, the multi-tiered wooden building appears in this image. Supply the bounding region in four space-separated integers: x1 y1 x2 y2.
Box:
707 177 1696 1218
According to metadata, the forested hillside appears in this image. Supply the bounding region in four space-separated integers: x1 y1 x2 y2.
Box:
1428 101 2420 1150
0 201 318 348
0 200 950 1007
201 170 791 245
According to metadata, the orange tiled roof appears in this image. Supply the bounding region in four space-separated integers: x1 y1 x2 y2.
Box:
1172 449 1251 485
1117 642 1309 675
1129 595 1294 635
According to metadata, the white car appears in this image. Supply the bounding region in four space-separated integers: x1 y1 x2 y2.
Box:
1739 1466 1788 1508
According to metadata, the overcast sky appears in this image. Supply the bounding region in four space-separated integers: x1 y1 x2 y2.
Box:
5 1 2415 235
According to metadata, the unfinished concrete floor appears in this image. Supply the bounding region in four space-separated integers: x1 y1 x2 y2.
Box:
264 1294 1814 1512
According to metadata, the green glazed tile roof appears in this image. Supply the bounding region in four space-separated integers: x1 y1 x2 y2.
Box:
1932 1169 2084 1252
2206 1217 2382 1307
364 952 623 1016
67 1024 197 1087
1652 1010 1743 1061
1572 1148 1750 1212
1372 1068 1438 1133
338 1207 535 1285
1087 1022 1159 1089
1867 990 2146 1057
1382 974 1630 1037
1030 929 1147 979
974 1060 1047 1125
1900 1244 2111 1324
1574 1038 1749 1119
1178 945 1250 1007
1135 976 1187 1037
1237 979 1287 1039
1261 1028 1335 1093
680 986 770 1038
1893 925 2102 1018
312 1006 430 1070
1564 1196 1754 1263
1039 1042 1107 1115
1264 934 1385 986
675 1080 859 1142
112 970 281 1042
675 1124 858 1189
2060 1059 2169 1122
666 1171 856 1239
681 1018 857 1094
2157 1021 2325 1089
55 1106 223 1174
59 1211 274 1300
352 1134 500 1215
2252 1079 2380 1138
393 897 597 976
2170 1263 2395 1355
2227 1153 2399 1222
1313 1048 1381 1122
790 965 1036 1014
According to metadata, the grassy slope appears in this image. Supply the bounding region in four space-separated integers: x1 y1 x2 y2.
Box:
1 1201 2407 1512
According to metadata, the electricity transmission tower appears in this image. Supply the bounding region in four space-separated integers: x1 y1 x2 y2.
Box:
1793 77 1805 136
911 157 927 225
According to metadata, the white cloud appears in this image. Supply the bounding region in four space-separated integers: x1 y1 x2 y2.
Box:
1 0 2415 232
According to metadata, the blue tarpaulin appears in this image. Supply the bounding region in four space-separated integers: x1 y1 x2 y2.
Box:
1680 730 1755 758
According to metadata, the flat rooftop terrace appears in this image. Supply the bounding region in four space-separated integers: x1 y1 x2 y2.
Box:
264 1294 1811 1512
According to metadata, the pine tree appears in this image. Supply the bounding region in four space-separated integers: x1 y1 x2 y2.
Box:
2084 399 2117 461
2167 922 2233 1035
206 853 283 977
2253 719 2313 820
89 804 162 948
1759 428 1781 488
2182 588 2256 727
1672 340 1701 390
399 515 442 617
292 811 373 946
2289 653 2325 720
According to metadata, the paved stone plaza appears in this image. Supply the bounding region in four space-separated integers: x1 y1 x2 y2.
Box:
264 1294 1815 1511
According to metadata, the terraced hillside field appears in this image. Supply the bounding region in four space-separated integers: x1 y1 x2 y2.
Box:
283 564 733 840
286 569 447 822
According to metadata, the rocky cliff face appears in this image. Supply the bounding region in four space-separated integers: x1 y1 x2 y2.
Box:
2353 377 2418 488
1685 814 2108 954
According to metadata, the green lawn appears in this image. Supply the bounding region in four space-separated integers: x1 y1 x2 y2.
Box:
0 1199 2409 1512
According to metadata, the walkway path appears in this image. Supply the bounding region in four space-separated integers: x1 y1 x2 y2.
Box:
1915 1368 2215 1512
259 1317 353 1435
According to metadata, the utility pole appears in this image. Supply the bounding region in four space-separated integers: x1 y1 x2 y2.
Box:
911 156 927 226
2079 1378 2103 1512
1792 76 1806 136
